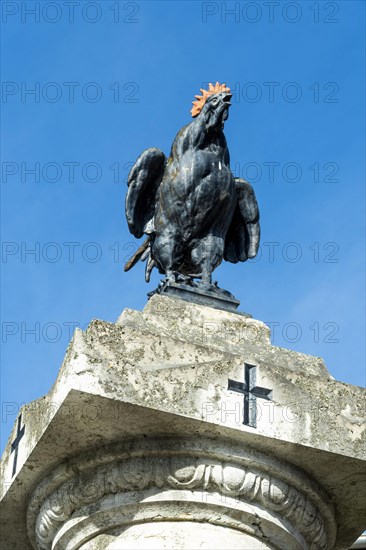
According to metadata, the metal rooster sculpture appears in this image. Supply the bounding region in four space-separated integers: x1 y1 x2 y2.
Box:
125 82 260 305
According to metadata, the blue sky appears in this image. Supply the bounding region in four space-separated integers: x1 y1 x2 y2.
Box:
1 0 365 451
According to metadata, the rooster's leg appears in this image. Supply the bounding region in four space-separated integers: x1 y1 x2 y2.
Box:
191 234 225 288
152 234 183 281
201 267 212 285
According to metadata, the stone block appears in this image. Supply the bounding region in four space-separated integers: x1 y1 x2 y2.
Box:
1 295 365 549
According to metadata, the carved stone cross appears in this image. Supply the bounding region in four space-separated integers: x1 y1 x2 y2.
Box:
11 414 25 477
228 363 273 428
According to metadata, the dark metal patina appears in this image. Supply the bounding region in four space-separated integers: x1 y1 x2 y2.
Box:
124 84 260 310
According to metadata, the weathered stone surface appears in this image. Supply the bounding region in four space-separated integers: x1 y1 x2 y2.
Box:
106 523 270 549
118 295 330 378
27 437 336 549
0 295 365 549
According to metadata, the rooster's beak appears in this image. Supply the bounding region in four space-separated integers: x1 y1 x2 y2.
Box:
223 93 232 106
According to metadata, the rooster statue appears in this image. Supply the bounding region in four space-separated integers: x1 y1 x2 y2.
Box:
125 82 260 305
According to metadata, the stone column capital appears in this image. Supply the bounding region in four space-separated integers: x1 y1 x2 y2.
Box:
27 437 336 550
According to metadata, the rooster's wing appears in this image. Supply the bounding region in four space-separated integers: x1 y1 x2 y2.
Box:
125 147 166 238
224 178 260 263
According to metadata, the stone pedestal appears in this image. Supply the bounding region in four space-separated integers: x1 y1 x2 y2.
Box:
0 295 365 549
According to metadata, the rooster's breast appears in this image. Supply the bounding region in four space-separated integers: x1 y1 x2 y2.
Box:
156 150 236 239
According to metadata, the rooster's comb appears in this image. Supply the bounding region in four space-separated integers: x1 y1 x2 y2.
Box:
191 82 231 118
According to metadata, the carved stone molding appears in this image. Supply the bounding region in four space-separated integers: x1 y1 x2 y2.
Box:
26 437 337 550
